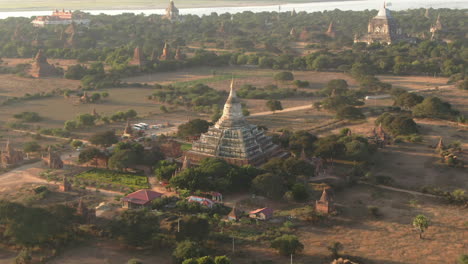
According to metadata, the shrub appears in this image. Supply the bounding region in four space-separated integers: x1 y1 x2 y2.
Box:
274 71 294 81
13 112 42 122
293 80 309 88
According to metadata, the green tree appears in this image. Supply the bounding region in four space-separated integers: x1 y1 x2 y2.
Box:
252 173 285 199
214 256 232 264
78 147 102 164
64 64 88 80
412 214 430 239
324 79 348 96
89 130 118 147
125 109 138 119
91 92 101 102
110 210 160 246
154 161 178 181
394 92 424 109
197 256 215 264
177 119 211 138
71 140 83 149
270 235 304 256
76 113 96 127
64 120 77 131
108 149 138 171
23 141 41 154
336 106 365 120
173 240 204 264
266 99 283 113
412 97 455 119
160 105 169 113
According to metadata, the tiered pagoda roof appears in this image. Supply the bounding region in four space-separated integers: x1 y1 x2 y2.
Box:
186 80 282 166
354 2 402 45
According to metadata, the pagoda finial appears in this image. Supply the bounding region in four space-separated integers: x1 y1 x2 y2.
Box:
229 77 236 98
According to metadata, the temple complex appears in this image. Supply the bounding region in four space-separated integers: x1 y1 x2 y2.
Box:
164 0 180 21
354 2 403 45
29 50 59 78
1 140 24 168
185 80 283 166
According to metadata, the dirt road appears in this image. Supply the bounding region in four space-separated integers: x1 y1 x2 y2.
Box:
249 104 312 117
0 161 47 192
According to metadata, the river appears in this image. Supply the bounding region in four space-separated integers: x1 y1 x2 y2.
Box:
0 0 466 19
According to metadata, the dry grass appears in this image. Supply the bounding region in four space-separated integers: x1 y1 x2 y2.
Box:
0 74 81 99
378 75 468 116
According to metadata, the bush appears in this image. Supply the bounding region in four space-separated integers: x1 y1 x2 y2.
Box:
274 71 294 81
293 80 309 88
336 106 364 120
13 112 42 122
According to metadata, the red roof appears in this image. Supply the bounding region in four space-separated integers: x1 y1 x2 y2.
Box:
249 207 273 216
122 189 163 205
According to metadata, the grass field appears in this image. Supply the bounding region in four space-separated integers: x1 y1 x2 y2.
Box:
75 168 149 191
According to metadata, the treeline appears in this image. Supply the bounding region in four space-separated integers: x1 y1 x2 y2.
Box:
0 9 465 80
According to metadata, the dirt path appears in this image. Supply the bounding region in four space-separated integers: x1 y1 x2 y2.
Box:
0 161 47 192
249 104 312 117
359 181 439 198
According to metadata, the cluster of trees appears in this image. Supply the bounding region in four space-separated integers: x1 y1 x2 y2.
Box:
13 111 42 122
151 83 225 113
375 112 419 136
391 88 460 121
79 132 165 170
110 209 231 263
170 158 261 193
0 200 80 249
64 109 137 131
0 9 465 83
237 84 311 100
316 79 366 120
177 119 212 138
